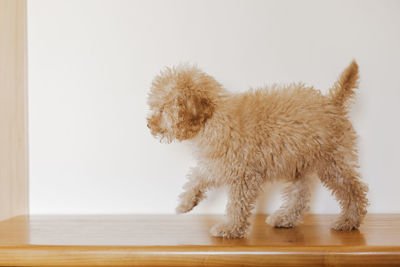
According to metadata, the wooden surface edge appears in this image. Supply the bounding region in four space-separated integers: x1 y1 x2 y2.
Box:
0 245 399 266
1 214 400 266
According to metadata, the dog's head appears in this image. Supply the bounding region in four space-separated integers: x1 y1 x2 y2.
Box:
147 65 222 143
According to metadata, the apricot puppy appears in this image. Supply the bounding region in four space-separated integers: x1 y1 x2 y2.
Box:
147 61 368 238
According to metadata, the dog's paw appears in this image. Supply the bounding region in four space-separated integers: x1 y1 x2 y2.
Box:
176 190 203 214
266 213 295 228
210 222 247 239
175 201 195 214
331 218 360 231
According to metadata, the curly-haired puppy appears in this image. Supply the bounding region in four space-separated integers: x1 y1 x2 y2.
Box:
147 61 368 238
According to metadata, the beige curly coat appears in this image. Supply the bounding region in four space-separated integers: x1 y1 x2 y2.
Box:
147 61 368 238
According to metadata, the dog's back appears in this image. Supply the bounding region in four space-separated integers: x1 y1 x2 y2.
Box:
212 63 359 181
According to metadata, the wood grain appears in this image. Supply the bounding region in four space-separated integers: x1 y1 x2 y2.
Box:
0 0 28 221
0 214 399 266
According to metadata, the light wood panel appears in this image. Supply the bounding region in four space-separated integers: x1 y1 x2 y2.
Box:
0 214 399 266
0 0 28 221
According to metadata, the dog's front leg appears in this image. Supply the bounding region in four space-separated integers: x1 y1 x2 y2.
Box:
176 167 215 214
211 176 262 238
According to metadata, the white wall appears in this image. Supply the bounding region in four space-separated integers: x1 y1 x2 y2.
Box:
28 0 400 214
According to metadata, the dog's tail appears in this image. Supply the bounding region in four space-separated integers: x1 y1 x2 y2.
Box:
329 60 359 110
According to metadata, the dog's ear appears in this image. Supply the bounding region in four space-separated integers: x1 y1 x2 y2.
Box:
173 92 214 140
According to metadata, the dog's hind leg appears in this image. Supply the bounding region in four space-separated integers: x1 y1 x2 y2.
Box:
318 161 368 231
176 167 216 214
266 173 312 228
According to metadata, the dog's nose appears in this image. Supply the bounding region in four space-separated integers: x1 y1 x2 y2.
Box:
147 123 150 129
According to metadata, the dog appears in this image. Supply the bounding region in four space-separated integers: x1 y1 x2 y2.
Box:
147 61 368 238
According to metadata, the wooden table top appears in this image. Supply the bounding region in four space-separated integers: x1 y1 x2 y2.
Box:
0 214 399 266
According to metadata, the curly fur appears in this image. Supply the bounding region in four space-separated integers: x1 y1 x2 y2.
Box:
147 61 369 238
